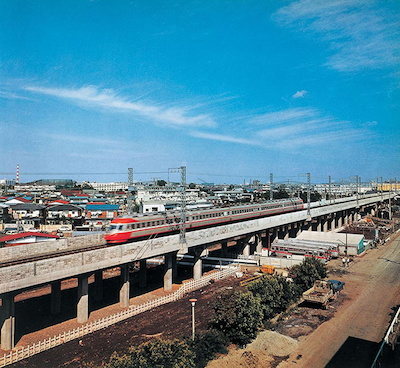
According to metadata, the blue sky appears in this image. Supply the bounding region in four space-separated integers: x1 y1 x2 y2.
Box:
0 0 399 185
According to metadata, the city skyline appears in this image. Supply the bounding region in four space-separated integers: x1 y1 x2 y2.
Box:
1 0 399 184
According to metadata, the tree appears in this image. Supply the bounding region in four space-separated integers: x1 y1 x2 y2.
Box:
106 338 196 368
156 180 167 187
275 188 290 199
210 290 263 346
247 275 301 320
289 257 327 291
190 329 228 368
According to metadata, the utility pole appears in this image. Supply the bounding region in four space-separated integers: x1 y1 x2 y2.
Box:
270 173 273 201
356 175 359 207
169 166 187 251
389 179 392 221
127 168 134 214
328 175 332 204
307 173 311 220
180 166 187 249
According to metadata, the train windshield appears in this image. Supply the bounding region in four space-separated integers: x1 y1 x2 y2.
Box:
110 224 124 230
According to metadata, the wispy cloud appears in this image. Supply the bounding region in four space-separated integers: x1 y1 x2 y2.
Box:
42 133 127 147
190 131 259 146
249 107 318 125
24 85 217 128
292 90 307 99
0 89 30 100
274 0 400 72
252 107 374 149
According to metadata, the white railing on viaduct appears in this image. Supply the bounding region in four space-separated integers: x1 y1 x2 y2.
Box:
0 267 239 367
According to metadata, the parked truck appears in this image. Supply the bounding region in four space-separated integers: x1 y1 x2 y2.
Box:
302 279 345 308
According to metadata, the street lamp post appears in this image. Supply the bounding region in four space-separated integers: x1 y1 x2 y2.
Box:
189 298 197 341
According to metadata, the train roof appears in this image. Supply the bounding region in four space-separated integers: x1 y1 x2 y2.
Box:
111 198 303 222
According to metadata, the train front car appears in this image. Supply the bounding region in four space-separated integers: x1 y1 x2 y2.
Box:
104 218 137 244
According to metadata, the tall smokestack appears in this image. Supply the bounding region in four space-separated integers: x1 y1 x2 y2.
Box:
16 164 20 184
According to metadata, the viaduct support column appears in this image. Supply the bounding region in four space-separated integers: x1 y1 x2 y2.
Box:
0 293 15 350
278 226 288 239
269 228 277 245
284 225 290 239
164 252 177 291
316 218 322 232
344 210 349 226
138 260 147 288
94 271 103 302
289 223 300 238
242 242 250 257
221 240 228 257
241 234 254 257
192 247 208 280
51 280 62 315
120 264 130 308
323 217 328 232
193 257 202 280
256 233 263 254
302 220 311 231
77 275 89 324
337 213 343 228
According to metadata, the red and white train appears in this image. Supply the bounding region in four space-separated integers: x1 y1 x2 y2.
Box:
104 198 304 244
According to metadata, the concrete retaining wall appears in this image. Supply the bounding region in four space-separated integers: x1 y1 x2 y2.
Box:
0 234 104 263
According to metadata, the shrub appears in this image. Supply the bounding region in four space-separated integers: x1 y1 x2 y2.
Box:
247 275 301 320
210 289 263 346
190 329 229 368
289 257 328 291
106 338 195 368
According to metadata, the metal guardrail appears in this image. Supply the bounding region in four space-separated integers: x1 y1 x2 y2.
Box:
371 306 400 368
0 267 239 367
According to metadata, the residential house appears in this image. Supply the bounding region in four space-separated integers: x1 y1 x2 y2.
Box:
84 204 119 229
46 204 84 226
8 203 46 229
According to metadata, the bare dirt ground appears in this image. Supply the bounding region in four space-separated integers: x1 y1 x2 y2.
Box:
207 233 400 368
277 233 400 368
7 268 247 368
5 233 400 368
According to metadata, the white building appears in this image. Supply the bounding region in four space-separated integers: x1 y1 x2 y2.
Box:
89 182 128 192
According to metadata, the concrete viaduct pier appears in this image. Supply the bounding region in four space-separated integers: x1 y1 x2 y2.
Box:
0 193 394 350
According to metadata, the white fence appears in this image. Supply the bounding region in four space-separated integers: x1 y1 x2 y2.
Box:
0 267 239 367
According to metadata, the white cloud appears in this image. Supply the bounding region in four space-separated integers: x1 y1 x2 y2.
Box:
24 85 217 128
251 106 372 149
274 0 400 72
190 131 259 146
42 133 127 147
0 89 30 100
249 107 318 125
292 90 308 98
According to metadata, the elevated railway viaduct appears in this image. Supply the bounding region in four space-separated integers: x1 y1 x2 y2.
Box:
0 193 394 350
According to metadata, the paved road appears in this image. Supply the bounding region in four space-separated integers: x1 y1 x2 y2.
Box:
278 233 400 368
